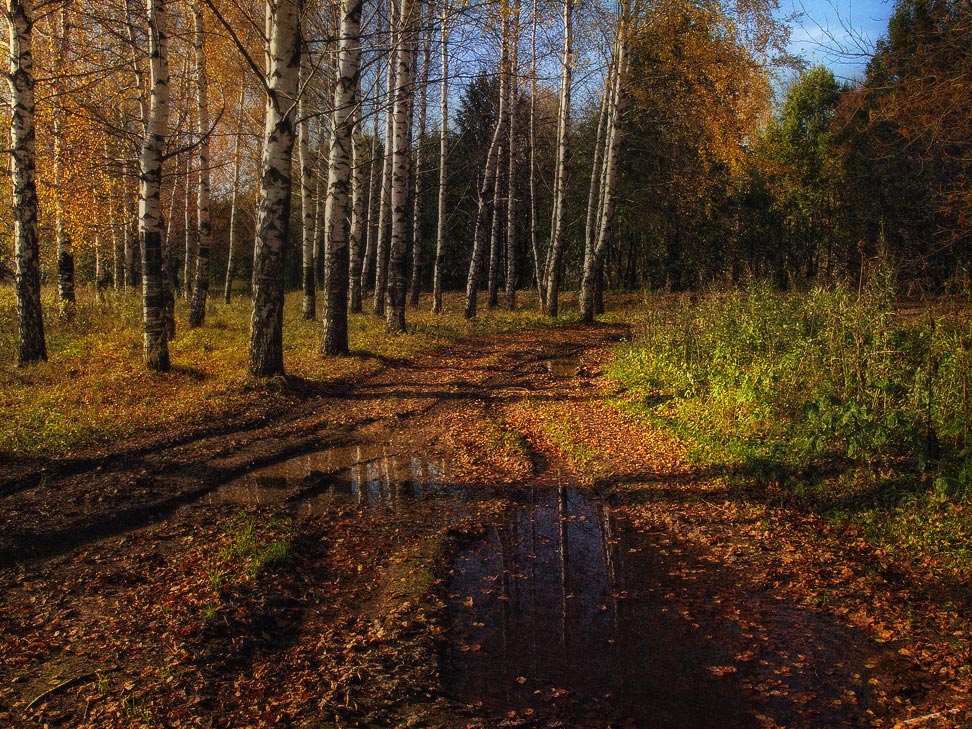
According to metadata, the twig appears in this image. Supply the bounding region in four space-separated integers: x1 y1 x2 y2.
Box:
893 708 961 728
25 672 97 711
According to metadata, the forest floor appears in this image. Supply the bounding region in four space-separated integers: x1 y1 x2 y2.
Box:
1 321 971 728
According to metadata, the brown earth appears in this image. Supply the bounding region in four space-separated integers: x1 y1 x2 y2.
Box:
0 323 969 728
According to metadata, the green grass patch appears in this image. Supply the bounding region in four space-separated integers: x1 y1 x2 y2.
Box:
607 280 972 569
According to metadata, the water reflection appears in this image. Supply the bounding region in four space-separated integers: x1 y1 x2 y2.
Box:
443 486 756 727
205 445 453 515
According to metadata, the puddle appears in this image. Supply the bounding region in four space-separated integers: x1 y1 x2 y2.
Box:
205 444 454 516
442 486 757 727
543 356 582 378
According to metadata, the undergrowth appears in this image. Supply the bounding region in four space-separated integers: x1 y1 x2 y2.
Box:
608 277 972 569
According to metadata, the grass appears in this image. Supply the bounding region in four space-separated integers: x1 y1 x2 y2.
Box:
607 279 972 570
0 285 577 456
219 512 293 579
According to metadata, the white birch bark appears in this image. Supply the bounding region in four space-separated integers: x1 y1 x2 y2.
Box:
53 6 74 314
542 0 572 318
385 0 416 332
106 143 123 291
359 126 379 294
6 0 46 364
463 6 509 320
407 19 430 308
580 32 631 322
487 4 511 308
249 0 302 377
224 85 245 303
322 0 363 354
299 52 316 319
348 101 366 313
183 154 193 298
505 0 521 310
373 0 397 316
528 0 542 307
139 0 171 371
431 0 448 314
486 129 506 307
312 119 327 284
188 0 212 328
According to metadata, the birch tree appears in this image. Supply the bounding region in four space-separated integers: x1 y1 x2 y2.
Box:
464 2 510 319
5 0 47 365
407 15 430 308
359 127 378 299
384 0 417 332
224 85 246 303
299 52 316 319
505 0 521 310
321 0 363 355
53 5 74 315
542 0 572 318
430 0 448 314
580 1 635 322
372 0 396 315
139 0 171 371
188 0 212 328
487 5 511 308
348 103 366 313
528 0 542 306
249 0 302 377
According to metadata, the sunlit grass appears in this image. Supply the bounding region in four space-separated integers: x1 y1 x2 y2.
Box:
0 284 589 456
607 282 972 570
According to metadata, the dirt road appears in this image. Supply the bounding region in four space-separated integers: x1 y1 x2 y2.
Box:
1 323 968 727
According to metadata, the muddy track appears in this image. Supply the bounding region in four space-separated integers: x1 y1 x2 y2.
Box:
0 323 628 566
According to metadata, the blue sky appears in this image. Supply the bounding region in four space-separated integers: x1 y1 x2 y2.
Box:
777 0 896 80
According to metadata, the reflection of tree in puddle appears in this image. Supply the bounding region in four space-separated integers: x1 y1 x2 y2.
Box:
443 486 755 727
206 445 452 515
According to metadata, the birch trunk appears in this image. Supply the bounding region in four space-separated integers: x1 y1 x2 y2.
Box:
313 121 327 284
360 128 378 294
188 0 212 328
542 0 572 318
505 0 521 310
487 5 511 309
486 132 506 307
581 67 611 307
249 0 301 377
124 192 136 289
108 158 123 290
385 0 416 333
53 6 74 315
431 0 448 314
528 0 542 307
183 155 193 298
580 22 631 323
224 85 245 303
373 0 396 315
6 0 46 364
348 102 366 313
321 0 362 354
407 19 430 308
162 164 176 339
464 8 510 319
139 0 171 371
299 53 316 319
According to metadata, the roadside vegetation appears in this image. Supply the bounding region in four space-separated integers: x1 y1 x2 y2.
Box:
608 276 972 570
